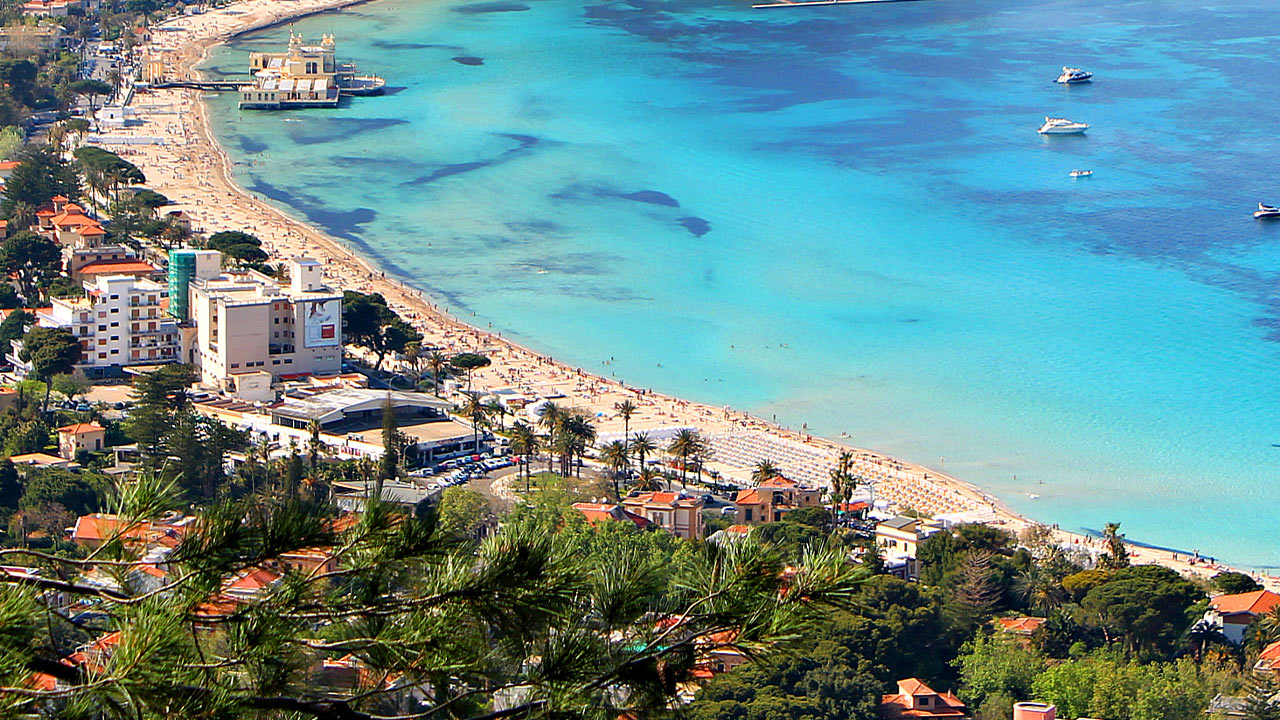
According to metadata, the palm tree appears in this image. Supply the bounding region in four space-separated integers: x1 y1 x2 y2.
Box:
307 418 324 473
751 459 780 484
426 350 448 398
551 430 577 478
538 401 563 475
460 393 489 456
508 421 538 492
635 466 663 492
667 428 704 489
485 399 509 432
629 432 656 478
599 440 629 500
1098 522 1129 570
615 399 636 470
9 202 34 231
828 451 854 512
1014 567 1066 613
561 411 597 478
1251 605 1280 651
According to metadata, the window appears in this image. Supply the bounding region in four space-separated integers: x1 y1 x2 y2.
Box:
110 308 118 314
272 359 280 365
110 294 118 300
110 322 118 327
98 325 106 332
230 363 239 369
97 339 105 346
98 352 106 359
110 336 118 342
744 509 753 522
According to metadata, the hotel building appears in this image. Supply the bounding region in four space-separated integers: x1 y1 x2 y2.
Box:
184 255 343 390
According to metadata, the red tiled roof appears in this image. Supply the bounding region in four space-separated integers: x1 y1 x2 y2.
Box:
224 567 282 593
57 422 104 434
881 679 968 720
72 514 134 542
0 161 20 171
572 502 648 530
898 679 930 695
51 213 101 228
996 616 1045 635
1263 640 1280 662
734 488 761 504
77 225 107 236
35 209 55 217
1211 589 1280 616
50 195 68 202
77 260 158 276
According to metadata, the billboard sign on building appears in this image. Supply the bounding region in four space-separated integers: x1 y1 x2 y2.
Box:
303 298 339 348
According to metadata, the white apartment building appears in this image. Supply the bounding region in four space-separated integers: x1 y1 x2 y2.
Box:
8 274 178 378
187 257 343 390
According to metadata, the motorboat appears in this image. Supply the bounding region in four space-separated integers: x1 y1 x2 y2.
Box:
1069 169 1093 178
1255 202 1280 219
1038 116 1089 135
1055 66 1093 84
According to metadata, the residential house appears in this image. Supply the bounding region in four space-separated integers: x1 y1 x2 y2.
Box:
69 512 192 550
0 387 18 414
1254 640 1280 679
881 678 968 720
1206 589 1280 644
876 516 943 581
0 24 66 52
621 491 704 539
572 502 648 530
57 422 106 460
732 475 821 525
8 452 76 468
995 616 1046 649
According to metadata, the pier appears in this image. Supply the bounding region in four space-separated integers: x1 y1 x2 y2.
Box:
148 80 250 91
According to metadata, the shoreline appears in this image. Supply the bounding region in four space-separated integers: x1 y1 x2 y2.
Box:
113 0 1275 587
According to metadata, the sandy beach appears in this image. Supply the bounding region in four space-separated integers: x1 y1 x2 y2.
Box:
95 0 1275 589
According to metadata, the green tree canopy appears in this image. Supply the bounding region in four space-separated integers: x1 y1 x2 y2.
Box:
0 146 80 216
206 230 268 265
342 290 423 370
0 474 866 720
1212 571 1261 595
1076 565 1203 656
0 230 62 298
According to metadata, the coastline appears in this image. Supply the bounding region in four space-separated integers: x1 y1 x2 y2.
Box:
111 0 1274 587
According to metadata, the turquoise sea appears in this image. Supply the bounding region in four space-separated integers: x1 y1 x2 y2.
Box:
203 0 1280 569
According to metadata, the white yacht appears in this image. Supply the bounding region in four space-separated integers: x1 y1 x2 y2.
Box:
1038 116 1089 135
1254 202 1280 219
1055 66 1093 84
1069 169 1093 178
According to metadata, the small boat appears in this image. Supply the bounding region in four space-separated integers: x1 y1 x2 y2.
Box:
1069 169 1093 178
1055 66 1093 84
1254 202 1280 219
1038 116 1089 135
